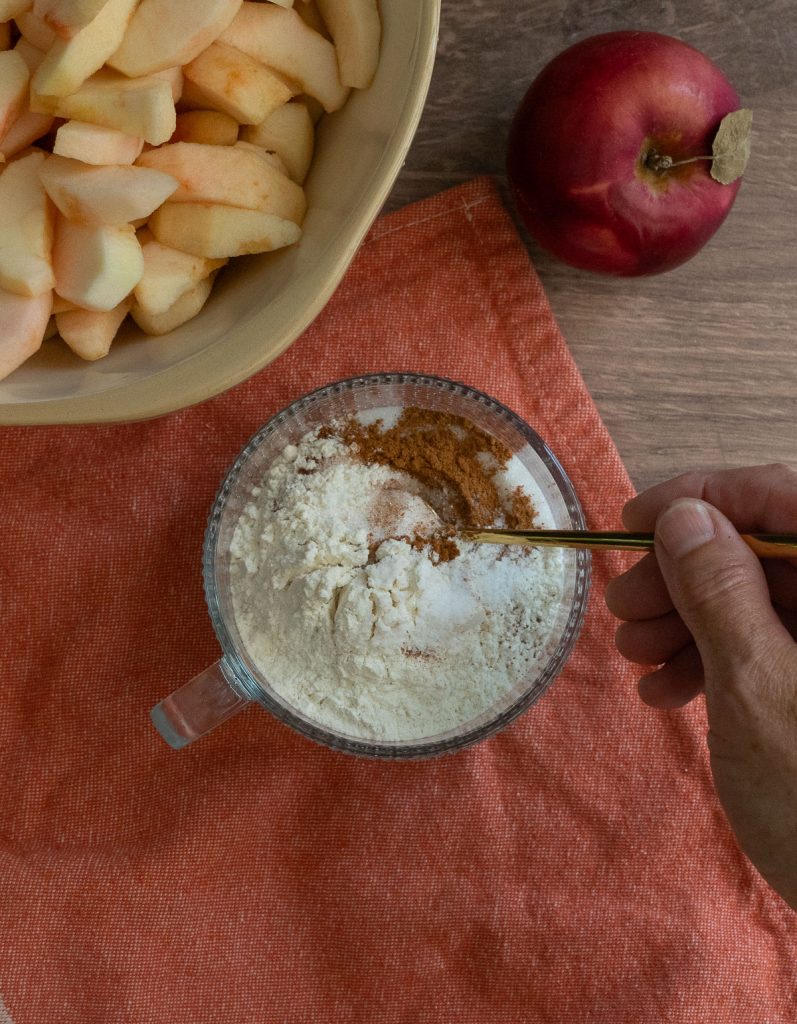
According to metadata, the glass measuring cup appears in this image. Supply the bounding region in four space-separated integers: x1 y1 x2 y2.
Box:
150 373 591 758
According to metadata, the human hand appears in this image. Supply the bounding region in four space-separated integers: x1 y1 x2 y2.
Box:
605 465 797 909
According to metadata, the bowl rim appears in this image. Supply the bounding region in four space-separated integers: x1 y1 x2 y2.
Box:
0 1 442 427
203 371 592 759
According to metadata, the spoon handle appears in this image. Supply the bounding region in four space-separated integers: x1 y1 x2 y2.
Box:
460 529 797 558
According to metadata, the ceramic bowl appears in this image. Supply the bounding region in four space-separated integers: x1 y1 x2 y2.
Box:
0 1 440 425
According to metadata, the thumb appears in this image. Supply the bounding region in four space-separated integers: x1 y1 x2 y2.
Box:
654 498 789 679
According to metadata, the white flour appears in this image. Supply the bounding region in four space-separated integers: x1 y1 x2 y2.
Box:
228 423 565 742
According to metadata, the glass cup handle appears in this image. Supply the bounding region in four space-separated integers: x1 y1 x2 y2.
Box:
150 658 251 749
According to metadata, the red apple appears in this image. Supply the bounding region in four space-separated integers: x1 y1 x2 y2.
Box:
507 31 746 276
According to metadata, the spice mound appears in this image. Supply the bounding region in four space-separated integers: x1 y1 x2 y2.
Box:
229 407 566 742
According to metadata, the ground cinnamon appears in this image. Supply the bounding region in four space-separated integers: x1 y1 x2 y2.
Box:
328 407 536 561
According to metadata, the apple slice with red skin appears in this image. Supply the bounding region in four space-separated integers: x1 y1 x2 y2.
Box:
507 31 746 276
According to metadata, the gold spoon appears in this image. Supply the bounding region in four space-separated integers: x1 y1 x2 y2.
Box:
458 528 797 559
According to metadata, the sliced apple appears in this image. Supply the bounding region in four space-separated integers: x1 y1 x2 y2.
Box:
135 231 226 315
13 37 46 72
151 64 183 104
131 272 215 335
31 69 176 145
177 77 208 113
183 40 292 125
43 314 58 340
149 202 300 258
0 50 29 140
0 150 54 297
234 141 290 177
54 120 144 164
0 110 54 158
56 296 130 359
53 217 143 311
295 0 330 38
0 0 32 21
32 0 138 97
39 154 179 225
179 74 277 113
220 4 348 112
51 292 77 313
172 109 238 146
108 0 241 77
33 0 111 39
316 0 379 89
240 101 313 183
137 141 306 222
300 93 324 124
15 9 54 49
0 286 52 381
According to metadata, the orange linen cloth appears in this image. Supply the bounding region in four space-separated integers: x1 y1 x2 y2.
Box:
1 178 794 1023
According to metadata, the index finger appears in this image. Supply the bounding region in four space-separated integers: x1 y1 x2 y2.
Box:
622 464 797 533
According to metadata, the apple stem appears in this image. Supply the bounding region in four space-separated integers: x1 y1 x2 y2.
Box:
645 152 713 173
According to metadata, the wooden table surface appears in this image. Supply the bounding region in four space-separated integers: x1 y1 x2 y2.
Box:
386 1 797 494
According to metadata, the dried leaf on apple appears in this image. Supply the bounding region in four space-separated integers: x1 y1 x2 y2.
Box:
711 108 753 185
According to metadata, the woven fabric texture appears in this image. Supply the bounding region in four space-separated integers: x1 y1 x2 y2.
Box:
0 178 793 1023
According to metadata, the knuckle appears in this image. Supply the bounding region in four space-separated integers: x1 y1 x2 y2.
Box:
614 621 637 657
678 558 754 624
765 461 797 481
603 577 625 617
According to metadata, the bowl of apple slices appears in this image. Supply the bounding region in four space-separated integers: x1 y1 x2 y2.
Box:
0 0 439 423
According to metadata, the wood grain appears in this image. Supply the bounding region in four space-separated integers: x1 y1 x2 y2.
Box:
386 1 797 494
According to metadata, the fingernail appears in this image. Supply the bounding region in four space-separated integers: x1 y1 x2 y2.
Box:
656 499 716 559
